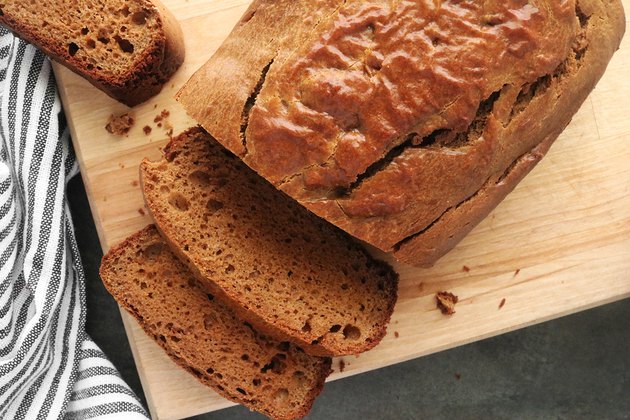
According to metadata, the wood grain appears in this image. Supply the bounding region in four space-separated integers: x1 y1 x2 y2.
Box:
53 1 630 419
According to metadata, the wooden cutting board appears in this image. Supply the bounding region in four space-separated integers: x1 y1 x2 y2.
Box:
53 1 630 419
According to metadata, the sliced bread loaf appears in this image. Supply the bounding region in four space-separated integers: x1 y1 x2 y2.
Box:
140 127 398 357
100 225 332 420
0 0 184 106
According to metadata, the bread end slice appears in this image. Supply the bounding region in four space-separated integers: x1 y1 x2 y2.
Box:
0 0 184 106
100 225 332 419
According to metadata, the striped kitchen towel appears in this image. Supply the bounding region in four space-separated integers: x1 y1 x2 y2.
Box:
0 27 148 419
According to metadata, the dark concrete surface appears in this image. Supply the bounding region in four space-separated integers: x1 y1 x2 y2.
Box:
67 175 630 420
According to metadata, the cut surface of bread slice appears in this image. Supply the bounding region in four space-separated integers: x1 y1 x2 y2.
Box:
140 127 398 357
100 225 332 420
0 0 184 106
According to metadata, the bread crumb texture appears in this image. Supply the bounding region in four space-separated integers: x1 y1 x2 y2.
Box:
100 226 332 420
141 128 398 356
0 0 184 105
1 0 158 77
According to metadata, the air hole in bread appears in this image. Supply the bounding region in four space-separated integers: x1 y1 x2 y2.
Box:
236 387 247 395
68 42 79 56
329 324 341 333
171 335 180 342
207 293 214 301
203 313 216 330
206 367 214 374
241 354 249 361
189 170 211 186
86 39 96 49
293 370 307 386
140 282 147 289
277 341 290 352
132 10 148 25
215 372 223 379
261 354 287 374
80 27 89 35
120 6 131 17
252 378 261 386
301 321 311 333
206 199 224 213
272 388 289 403
341 283 348 290
115 36 134 53
168 192 190 211
142 243 163 259
343 324 361 340
225 264 235 274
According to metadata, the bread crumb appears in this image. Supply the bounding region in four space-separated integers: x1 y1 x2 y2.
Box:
131 180 139 187
436 291 458 315
138 208 146 216
118 163 125 169
462 265 470 273
154 109 170 123
338 359 345 373
394 331 399 338
143 125 152 135
454 373 461 380
514 268 521 277
499 298 506 309
105 113 134 136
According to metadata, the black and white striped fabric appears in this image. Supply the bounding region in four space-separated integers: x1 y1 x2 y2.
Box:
0 27 148 419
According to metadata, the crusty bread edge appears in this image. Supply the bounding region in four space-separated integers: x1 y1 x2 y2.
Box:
140 127 398 357
99 225 333 420
0 0 185 107
394 0 626 267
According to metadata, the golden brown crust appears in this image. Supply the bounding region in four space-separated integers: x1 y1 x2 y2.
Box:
140 127 398 357
178 0 624 266
0 0 184 107
100 225 332 420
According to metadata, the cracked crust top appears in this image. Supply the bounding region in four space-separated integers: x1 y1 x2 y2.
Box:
178 0 625 266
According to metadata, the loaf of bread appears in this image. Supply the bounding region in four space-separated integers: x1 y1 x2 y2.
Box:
0 0 184 106
100 225 332 420
178 0 625 266
140 127 398 357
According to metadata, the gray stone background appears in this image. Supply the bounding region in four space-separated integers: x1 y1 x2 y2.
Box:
68 176 630 420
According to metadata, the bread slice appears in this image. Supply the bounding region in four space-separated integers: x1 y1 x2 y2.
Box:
100 225 332 420
140 127 398 357
177 0 625 266
0 0 184 106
